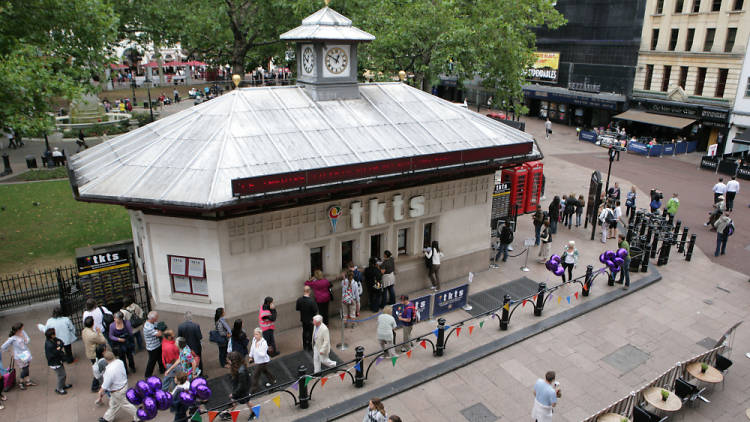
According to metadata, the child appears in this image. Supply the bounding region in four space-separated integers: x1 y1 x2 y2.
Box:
170 372 191 421
93 344 108 405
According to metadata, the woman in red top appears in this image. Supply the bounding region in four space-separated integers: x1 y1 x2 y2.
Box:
161 329 179 368
304 269 332 325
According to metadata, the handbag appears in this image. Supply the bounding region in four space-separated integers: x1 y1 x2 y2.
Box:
209 330 227 344
129 313 145 329
2 358 16 391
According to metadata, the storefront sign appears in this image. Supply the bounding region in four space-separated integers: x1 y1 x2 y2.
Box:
393 294 432 328
77 249 130 275
526 52 559 83
432 284 469 317
350 195 424 229
700 108 729 123
638 101 698 118
700 156 718 170
524 89 619 110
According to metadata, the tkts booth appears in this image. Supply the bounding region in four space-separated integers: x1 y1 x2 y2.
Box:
67 7 541 324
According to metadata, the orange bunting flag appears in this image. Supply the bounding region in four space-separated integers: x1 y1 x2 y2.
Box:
469 326 474 335
582 283 588 291
406 350 412 358
230 410 241 422
574 292 579 300
456 327 461 337
339 372 346 381
557 296 562 304
533 295 537 302
420 340 427 349
522 300 527 307
320 377 328 387
207 411 219 422
272 395 281 408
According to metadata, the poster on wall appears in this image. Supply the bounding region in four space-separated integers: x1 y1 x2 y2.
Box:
188 258 205 277
170 256 186 275
526 52 559 84
191 277 209 296
77 249 130 275
172 275 191 293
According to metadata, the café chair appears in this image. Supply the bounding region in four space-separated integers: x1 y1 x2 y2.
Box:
714 354 733 390
633 405 668 422
674 377 709 408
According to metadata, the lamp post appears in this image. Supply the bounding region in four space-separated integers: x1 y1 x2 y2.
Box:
605 147 616 195
130 78 137 103
144 75 154 122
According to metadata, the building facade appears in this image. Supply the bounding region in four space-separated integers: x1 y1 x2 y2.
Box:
727 40 750 153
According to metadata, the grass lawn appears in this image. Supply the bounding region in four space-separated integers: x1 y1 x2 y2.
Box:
0 180 132 275
2 167 68 182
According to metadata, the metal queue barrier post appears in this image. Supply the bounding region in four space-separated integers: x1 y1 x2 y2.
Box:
521 238 534 272
336 310 348 351
462 272 474 311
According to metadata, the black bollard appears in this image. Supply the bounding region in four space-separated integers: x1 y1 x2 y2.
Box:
662 208 668 218
607 268 615 286
354 346 364 387
650 229 659 259
499 294 511 330
298 365 309 409
641 246 651 272
657 236 672 266
435 318 446 356
533 283 546 317
582 265 593 297
667 214 674 227
685 234 696 262
626 224 634 243
1 153 11 176
673 220 681 237
645 224 654 246
678 227 689 253
639 216 647 237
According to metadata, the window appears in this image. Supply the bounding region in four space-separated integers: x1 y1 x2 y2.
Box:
644 64 654 90
693 0 702 12
341 240 353 269
704 28 716 51
675 0 685 12
370 234 382 259
656 0 665 13
695 67 707 95
679 66 689 88
733 0 744 10
746 77 750 97
712 0 722 11
725 28 737 52
651 29 660 50
715 68 728 97
310 247 323 276
423 222 433 248
662 65 672 91
669 28 679 50
397 228 408 255
168 255 207 296
686 28 696 50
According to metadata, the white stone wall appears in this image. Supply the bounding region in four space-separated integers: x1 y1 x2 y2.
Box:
728 41 750 152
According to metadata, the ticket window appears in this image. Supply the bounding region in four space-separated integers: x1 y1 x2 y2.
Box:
397 228 408 256
370 234 382 259
341 240 353 269
310 247 323 277
423 222 433 248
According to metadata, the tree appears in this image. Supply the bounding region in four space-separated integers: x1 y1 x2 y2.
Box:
0 0 119 134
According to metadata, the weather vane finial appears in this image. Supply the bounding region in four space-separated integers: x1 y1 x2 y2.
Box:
325 0 330 6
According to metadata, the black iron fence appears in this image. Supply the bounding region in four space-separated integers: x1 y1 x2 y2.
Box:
0 265 78 310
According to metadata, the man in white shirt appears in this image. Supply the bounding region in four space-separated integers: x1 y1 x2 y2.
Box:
725 176 740 211
83 299 112 334
98 351 138 422
545 119 552 140
712 177 726 204
312 315 336 373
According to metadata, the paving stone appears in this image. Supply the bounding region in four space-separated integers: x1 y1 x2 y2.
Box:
696 336 718 349
460 402 499 422
601 344 651 374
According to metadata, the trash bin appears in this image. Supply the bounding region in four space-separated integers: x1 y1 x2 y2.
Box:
25 155 37 169
629 246 642 273
143 101 149 108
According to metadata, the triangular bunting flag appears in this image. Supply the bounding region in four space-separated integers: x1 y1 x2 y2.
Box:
433 328 439 337
191 411 203 422
469 326 474 335
207 411 219 422
406 350 412 358
291 380 299 391
582 283 588 291
574 292 579 299
522 299 527 307
375 356 383 366
503 303 509 311
339 372 346 381
456 327 461 337
391 356 398 366
304 376 312 386
354 362 361 372
566 296 571 304
320 377 328 387
272 395 281 408
251 405 261 418
557 296 562 304
420 340 427 349
479 320 485 328
533 295 537 302
230 410 240 422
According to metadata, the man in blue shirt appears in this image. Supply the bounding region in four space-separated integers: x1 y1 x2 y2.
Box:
397 295 416 352
532 370 560 422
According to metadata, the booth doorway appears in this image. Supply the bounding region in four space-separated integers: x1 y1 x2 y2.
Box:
370 234 382 259
341 240 353 269
310 247 323 276
423 223 433 248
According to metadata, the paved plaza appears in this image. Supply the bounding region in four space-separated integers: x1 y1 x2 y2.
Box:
0 113 748 422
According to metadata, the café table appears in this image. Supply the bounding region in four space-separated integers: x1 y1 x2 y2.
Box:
643 386 682 413
686 362 724 384
597 412 631 422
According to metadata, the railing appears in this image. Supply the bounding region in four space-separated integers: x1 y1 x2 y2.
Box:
0 265 78 310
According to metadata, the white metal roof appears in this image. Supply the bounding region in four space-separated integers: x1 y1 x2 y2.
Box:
280 7 375 42
69 83 537 209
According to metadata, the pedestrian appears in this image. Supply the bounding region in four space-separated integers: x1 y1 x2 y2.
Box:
259 297 279 356
396 295 416 352
560 241 578 282
532 205 544 245
82 316 107 391
363 397 388 422
0 349 6 407
346 262 364 317
713 177 727 203
607 182 621 202
666 193 680 217
108 311 136 374
617 234 631 290
609 200 622 239
726 176 740 211
548 196 560 234
143 311 165 378
161 330 179 391
388 416 402 422
380 250 397 305
121 296 145 352
213 307 232 368
341 271 358 328
296 286 318 352
545 118 552 140
312 315 336 373
598 203 612 243
92 345 108 401
713 212 733 257
76 129 89 152
575 195 585 227
424 240 444 291
537 219 552 261
177 311 204 374
229 319 249 357
170 372 193 422
364 257 383 312
166 337 201 381
305 269 332 325
531 370 560 422
44 328 71 395
495 220 514 263
563 194 576 229
173 88 180 104
705 196 725 228
97 351 139 422
249 328 276 392
376 305 397 357
45 306 77 363
1 323 35 390
83 298 113 335
649 190 662 213
625 186 636 219
226 351 256 420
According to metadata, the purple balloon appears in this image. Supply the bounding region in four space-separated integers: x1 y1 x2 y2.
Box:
180 390 196 407
146 376 162 393
126 388 143 405
154 390 171 411
605 250 616 260
137 408 154 421
195 384 211 400
617 248 628 259
549 254 561 265
190 377 207 393
605 259 615 269
610 264 621 273
614 257 625 267
143 397 157 414
553 265 565 276
599 253 607 264
545 260 556 271
136 380 153 398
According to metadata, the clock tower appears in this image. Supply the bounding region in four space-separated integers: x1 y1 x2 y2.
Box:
280 3 375 101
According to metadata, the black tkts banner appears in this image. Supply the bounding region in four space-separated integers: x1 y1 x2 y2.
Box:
700 156 718 171
76 249 130 275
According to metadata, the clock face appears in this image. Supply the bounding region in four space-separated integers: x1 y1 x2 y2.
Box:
302 46 314 75
324 47 349 75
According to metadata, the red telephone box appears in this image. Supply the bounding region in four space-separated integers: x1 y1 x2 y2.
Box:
501 165 529 218
523 161 544 213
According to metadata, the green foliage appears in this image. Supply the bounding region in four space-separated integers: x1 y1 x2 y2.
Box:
130 112 153 127
660 389 669 400
63 121 131 138
0 180 132 273
3 167 68 182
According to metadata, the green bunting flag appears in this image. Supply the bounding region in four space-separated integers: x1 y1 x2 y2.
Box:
304 375 312 386
391 356 398 366
479 320 484 328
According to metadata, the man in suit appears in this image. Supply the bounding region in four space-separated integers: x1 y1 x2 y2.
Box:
177 312 203 374
312 315 336 373
296 286 318 352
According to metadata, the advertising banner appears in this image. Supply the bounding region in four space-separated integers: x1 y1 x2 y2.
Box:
392 294 432 327
526 52 559 84
432 284 469 317
77 249 130 276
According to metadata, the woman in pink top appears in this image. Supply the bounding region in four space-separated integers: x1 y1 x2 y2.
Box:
305 269 332 325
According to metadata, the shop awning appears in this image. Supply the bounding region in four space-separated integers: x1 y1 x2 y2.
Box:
733 130 750 145
614 109 696 129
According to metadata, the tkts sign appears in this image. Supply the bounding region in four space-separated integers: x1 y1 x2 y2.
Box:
328 194 426 232
77 250 130 275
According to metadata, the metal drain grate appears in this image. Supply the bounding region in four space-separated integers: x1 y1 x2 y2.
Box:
460 402 498 422
466 276 540 317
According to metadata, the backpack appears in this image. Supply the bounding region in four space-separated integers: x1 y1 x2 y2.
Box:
342 281 354 305
723 221 734 236
424 254 432 269
100 306 114 329
605 209 616 224
406 304 419 323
